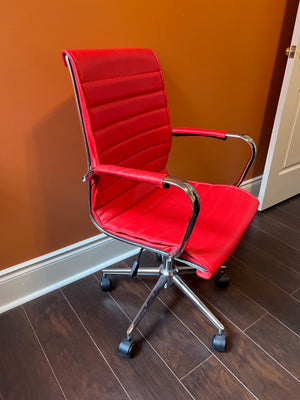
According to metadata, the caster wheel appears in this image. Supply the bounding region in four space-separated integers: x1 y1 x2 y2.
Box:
156 253 163 262
215 267 230 288
117 338 136 358
100 277 112 292
212 333 227 352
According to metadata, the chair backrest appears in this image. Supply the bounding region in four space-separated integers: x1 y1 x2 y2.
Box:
63 49 172 213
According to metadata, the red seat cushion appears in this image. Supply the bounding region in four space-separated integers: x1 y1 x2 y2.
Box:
93 180 258 279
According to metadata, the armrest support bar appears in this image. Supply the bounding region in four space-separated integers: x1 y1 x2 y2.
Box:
226 133 257 186
163 176 200 259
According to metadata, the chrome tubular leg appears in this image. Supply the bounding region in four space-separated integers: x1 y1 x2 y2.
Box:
103 267 161 277
172 275 224 333
126 274 168 339
136 268 161 276
103 268 132 276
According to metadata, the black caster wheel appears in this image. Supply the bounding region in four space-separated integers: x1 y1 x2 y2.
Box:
156 253 163 262
117 338 136 358
100 277 112 292
215 267 230 288
212 333 227 352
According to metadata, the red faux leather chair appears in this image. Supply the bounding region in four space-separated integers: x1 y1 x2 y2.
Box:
62 48 258 357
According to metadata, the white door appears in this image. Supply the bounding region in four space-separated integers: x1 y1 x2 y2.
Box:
258 3 300 210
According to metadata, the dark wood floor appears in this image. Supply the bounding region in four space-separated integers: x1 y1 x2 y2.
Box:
1 195 299 400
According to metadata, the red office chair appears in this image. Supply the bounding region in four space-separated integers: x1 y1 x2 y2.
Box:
62 48 258 357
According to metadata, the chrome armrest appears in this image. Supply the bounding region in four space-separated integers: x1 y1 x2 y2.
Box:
226 133 257 186
163 176 200 259
82 167 200 261
172 127 257 186
82 165 200 259
83 167 200 260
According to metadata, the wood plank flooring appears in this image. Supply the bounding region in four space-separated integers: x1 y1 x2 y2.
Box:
1 195 299 399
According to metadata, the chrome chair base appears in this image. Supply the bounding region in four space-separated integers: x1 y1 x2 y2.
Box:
101 255 227 357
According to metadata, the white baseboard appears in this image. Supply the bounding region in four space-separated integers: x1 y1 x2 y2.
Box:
0 234 139 314
239 175 262 197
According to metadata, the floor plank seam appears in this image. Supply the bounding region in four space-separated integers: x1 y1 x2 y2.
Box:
242 328 300 382
60 288 132 400
231 282 300 339
250 221 300 252
136 335 198 400
276 197 300 217
179 355 213 381
231 255 300 301
261 212 300 234
209 356 260 400
240 237 300 277
22 305 68 400
291 286 300 296
242 312 268 332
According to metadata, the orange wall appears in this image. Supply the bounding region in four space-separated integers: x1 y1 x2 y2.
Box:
0 0 298 269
